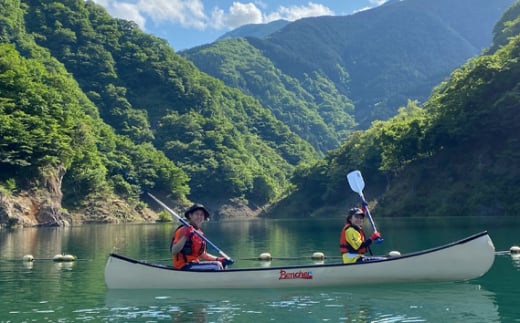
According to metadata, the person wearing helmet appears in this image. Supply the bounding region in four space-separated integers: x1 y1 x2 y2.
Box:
339 207 382 264
170 203 233 270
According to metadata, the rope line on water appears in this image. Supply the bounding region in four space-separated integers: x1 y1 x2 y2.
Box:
112 249 519 263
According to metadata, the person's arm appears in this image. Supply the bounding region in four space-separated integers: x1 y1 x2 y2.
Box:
170 226 191 255
357 231 379 249
201 252 227 270
345 227 364 251
200 252 219 261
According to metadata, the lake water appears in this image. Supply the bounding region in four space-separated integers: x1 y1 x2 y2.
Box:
0 216 519 322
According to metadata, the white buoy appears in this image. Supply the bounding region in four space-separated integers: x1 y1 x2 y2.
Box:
53 254 64 262
510 246 520 254
53 254 77 262
388 250 401 257
311 252 325 260
61 254 77 262
22 254 34 262
258 252 272 261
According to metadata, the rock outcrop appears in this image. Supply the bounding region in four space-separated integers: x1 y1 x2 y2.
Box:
0 165 70 228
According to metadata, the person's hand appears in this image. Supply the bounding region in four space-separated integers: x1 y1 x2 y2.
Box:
184 226 194 238
217 257 235 267
224 258 235 267
370 232 381 241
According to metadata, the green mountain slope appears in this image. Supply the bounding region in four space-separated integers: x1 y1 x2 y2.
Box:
2 0 519 225
183 38 356 152
271 1 520 218
185 0 514 132
0 0 189 224
0 0 321 226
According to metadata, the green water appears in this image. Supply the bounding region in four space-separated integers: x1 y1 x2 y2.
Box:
0 216 519 322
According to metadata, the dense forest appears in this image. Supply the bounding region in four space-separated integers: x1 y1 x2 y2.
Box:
273 0 520 218
0 0 519 227
1 0 320 226
183 38 356 153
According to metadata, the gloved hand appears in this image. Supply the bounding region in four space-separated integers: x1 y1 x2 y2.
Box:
370 232 381 241
184 226 194 238
217 257 235 267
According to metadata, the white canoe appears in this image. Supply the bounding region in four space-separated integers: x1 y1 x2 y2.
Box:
104 231 495 289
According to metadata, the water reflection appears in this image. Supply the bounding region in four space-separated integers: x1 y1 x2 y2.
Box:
54 261 75 271
512 254 520 268
22 261 34 270
105 283 499 322
3 217 519 322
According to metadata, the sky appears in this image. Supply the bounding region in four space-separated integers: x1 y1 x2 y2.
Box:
92 0 389 51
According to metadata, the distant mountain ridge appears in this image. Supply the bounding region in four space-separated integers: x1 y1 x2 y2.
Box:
216 19 290 42
184 0 515 130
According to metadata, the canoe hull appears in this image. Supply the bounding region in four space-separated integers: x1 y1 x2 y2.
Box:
104 231 495 289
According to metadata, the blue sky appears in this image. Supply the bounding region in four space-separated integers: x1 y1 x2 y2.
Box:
92 0 389 50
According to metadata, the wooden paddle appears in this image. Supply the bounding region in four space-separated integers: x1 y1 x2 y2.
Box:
147 193 233 260
346 170 383 243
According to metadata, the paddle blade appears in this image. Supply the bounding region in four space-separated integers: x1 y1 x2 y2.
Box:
347 170 365 194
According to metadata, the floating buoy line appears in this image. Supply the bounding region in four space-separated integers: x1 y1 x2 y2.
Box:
53 254 77 262
19 247 516 264
246 247 520 262
21 254 79 262
495 246 520 256
244 250 403 261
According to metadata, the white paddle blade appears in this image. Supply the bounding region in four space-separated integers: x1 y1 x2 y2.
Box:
347 170 365 194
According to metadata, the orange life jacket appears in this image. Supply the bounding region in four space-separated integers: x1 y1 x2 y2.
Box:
171 225 206 269
339 223 367 254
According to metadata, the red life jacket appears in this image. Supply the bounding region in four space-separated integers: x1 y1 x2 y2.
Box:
339 223 367 254
171 225 206 269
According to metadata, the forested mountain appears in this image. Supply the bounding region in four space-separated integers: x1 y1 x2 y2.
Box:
1 0 519 226
0 0 190 225
183 0 515 134
24 0 320 202
0 0 318 226
183 38 356 152
270 0 520 218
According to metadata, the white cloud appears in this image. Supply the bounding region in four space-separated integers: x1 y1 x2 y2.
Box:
93 1 336 32
230 2 264 25
212 2 334 30
353 6 372 14
93 1 147 29
209 2 263 30
210 7 227 30
265 2 333 22
369 0 388 5
93 0 209 30
253 0 268 10
354 1 389 14
137 0 208 30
